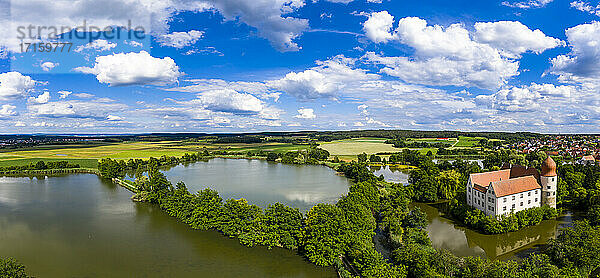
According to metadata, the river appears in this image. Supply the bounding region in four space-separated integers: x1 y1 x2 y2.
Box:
0 159 344 277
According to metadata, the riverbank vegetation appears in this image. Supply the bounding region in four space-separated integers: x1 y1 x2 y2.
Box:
0 257 29 278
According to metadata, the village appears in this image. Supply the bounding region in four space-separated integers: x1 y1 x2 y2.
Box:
508 135 599 165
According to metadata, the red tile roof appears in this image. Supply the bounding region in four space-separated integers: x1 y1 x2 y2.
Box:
490 176 541 198
470 169 511 187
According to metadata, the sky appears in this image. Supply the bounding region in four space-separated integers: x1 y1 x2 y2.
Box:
0 0 599 134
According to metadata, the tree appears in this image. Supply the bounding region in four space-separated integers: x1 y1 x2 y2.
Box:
0 257 29 278
369 154 381 163
409 169 439 202
266 152 279 161
189 189 223 230
262 203 303 249
217 198 262 244
302 204 349 266
358 153 368 163
545 221 600 273
437 170 461 200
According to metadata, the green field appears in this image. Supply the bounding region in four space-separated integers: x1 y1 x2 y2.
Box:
0 141 312 168
0 158 99 168
0 136 487 168
453 136 484 148
319 138 400 158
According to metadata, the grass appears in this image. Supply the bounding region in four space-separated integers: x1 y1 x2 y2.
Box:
0 158 98 168
319 138 400 156
453 136 484 148
0 141 313 168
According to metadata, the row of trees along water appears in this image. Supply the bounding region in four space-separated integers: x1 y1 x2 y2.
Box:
98 147 332 179
0 160 80 173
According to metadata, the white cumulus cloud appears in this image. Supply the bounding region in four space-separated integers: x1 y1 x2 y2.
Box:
75 51 181 86
40 61 59 72
294 108 316 119
473 21 564 58
75 39 117 52
158 30 204 48
0 72 36 101
363 11 395 43
28 91 50 104
0 104 17 117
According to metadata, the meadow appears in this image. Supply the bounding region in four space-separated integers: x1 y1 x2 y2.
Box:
0 136 488 168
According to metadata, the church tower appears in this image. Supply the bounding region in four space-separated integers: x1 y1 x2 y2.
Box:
540 156 557 209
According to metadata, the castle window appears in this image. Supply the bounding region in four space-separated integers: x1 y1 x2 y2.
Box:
520 202 523 206
528 192 531 196
512 204 515 209
503 198 507 203
528 200 531 204
547 192 551 196
520 194 523 198
547 186 551 189
535 198 538 202
512 196 515 200
503 206 506 211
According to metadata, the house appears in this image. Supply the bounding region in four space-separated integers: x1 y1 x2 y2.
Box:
577 155 596 165
466 157 557 217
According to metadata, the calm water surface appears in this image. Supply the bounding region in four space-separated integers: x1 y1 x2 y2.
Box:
412 202 574 260
161 158 351 210
0 173 337 277
369 165 410 184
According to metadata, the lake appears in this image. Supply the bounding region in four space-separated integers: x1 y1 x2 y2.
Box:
0 161 344 277
159 158 351 210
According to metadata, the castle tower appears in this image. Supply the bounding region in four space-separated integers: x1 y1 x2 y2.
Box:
540 156 557 209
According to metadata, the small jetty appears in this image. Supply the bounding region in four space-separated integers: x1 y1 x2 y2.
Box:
111 178 138 193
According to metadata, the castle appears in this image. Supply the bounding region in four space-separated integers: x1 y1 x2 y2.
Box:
466 157 557 217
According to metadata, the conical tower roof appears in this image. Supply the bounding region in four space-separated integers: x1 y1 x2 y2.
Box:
541 156 557 177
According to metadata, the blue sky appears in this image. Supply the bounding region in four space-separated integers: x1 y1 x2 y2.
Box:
0 0 599 133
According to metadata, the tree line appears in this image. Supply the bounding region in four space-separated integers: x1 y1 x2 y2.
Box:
0 160 80 172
